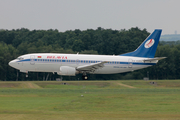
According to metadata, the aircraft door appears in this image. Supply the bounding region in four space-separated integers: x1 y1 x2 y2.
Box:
76 59 80 65
128 59 133 68
30 55 35 65
18 58 23 66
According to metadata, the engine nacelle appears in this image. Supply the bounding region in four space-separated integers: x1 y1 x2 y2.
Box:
57 66 78 76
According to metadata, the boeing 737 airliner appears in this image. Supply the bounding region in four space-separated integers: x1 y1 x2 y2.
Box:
9 29 165 80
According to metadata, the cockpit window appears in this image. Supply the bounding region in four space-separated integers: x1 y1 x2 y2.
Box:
17 57 24 60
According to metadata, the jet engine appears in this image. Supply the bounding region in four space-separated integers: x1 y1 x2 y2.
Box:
57 66 79 76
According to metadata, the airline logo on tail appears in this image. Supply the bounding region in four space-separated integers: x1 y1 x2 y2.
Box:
144 39 155 48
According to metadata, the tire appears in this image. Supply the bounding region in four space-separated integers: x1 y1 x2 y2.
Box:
82 75 88 80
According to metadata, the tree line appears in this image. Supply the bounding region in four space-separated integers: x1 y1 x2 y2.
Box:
0 27 179 80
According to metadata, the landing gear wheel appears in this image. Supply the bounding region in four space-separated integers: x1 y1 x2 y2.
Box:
26 73 28 77
82 75 88 80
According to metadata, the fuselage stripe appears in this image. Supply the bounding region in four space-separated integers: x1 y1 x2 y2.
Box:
18 59 156 66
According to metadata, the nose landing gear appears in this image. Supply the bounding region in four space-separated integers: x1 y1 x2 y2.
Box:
26 73 28 77
25 71 28 78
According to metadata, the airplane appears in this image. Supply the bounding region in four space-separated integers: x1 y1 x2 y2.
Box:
9 29 165 80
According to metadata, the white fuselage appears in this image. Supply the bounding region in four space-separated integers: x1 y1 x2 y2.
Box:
9 53 157 74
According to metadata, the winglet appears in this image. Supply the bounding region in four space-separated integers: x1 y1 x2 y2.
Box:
120 29 162 58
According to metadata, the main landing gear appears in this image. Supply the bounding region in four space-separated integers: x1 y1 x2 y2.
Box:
82 72 88 80
82 75 88 80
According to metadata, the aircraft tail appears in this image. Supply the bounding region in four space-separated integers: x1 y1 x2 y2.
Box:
120 29 162 58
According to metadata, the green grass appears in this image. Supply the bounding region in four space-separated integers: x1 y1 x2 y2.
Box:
0 80 180 120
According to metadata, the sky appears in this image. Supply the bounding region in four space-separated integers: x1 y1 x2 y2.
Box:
0 0 180 35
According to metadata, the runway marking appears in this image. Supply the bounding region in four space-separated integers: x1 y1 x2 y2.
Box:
117 82 136 88
23 82 41 89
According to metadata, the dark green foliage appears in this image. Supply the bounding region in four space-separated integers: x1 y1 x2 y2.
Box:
0 27 178 80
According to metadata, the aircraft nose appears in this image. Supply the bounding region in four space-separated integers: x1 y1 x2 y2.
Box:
8 60 17 68
9 61 13 67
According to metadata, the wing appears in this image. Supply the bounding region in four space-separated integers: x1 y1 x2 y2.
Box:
76 61 108 72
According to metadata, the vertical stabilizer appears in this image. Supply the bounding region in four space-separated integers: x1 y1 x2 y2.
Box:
120 29 162 58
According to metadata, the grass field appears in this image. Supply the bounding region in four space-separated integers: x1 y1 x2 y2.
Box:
0 80 180 120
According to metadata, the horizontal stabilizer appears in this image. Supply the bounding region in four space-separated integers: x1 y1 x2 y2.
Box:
143 57 166 62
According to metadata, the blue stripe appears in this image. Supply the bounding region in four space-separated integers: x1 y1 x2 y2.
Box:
133 62 156 65
18 59 156 66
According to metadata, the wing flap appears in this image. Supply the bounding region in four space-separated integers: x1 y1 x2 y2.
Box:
76 61 107 71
